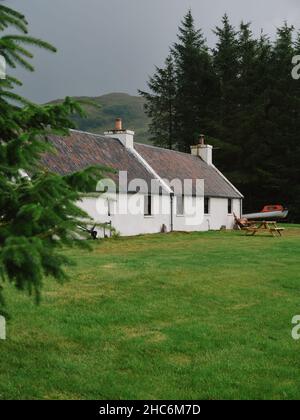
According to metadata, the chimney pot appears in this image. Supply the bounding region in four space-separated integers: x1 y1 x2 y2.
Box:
190 133 213 165
199 134 205 145
104 119 135 149
115 118 122 131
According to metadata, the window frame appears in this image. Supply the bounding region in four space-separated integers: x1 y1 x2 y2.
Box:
228 198 233 215
176 194 185 216
144 194 152 217
204 197 210 215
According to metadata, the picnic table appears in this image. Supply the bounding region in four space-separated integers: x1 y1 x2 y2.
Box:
244 221 284 237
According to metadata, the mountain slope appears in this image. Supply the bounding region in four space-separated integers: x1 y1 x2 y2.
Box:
53 92 151 144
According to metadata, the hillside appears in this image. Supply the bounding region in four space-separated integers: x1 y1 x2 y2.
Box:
52 93 151 144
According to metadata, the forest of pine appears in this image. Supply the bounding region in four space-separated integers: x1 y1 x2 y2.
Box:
139 11 300 221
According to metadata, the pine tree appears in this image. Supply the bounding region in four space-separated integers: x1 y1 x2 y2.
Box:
232 23 261 198
0 5 108 315
173 10 218 151
238 23 258 107
139 55 177 149
141 10 218 152
212 14 240 164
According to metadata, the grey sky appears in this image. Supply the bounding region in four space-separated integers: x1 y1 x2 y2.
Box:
4 0 300 103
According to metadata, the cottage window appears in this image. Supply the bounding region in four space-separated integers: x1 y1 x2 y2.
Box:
144 195 152 216
176 195 184 216
228 198 233 214
204 197 210 214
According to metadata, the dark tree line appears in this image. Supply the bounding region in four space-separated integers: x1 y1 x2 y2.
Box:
139 11 300 221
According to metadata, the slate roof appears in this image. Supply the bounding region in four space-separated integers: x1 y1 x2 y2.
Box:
42 130 243 198
41 130 154 193
135 143 243 198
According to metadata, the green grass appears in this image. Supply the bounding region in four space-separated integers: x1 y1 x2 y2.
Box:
1 227 300 400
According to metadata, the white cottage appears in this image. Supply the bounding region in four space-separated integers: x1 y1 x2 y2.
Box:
42 119 243 237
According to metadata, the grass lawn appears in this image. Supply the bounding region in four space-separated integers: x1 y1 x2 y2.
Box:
0 226 300 400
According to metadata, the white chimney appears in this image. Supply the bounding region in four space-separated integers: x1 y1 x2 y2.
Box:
104 118 134 149
190 134 213 165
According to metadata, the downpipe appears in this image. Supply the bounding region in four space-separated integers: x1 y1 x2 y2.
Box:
170 192 174 232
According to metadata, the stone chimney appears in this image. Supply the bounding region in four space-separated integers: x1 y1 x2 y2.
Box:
190 134 213 165
104 118 134 149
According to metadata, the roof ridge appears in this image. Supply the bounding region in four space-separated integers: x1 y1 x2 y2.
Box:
135 142 198 158
69 128 113 141
70 130 196 159
70 130 198 160
70 128 104 137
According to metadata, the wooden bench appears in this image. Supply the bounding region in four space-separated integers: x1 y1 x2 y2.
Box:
234 214 284 237
269 226 285 237
245 221 284 237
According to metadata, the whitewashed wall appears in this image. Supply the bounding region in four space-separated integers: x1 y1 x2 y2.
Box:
77 194 169 237
77 194 242 237
200 198 241 231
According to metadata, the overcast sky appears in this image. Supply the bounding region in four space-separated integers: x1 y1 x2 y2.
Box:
4 0 300 103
